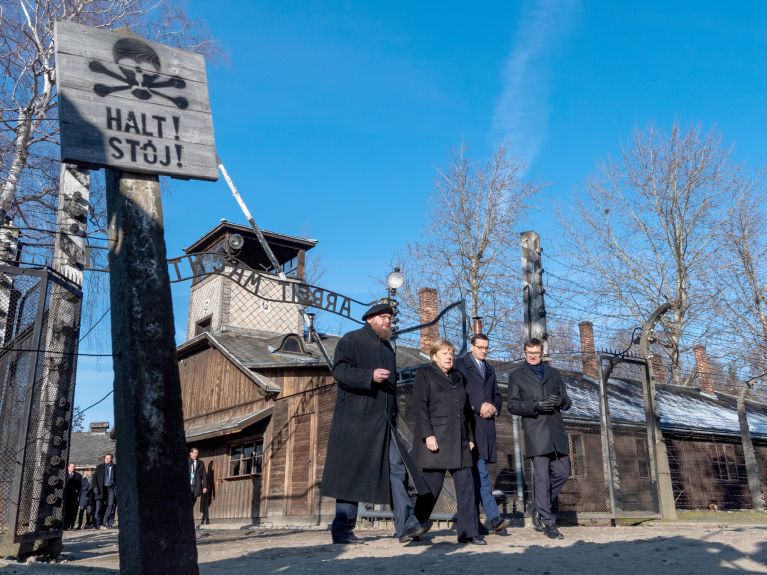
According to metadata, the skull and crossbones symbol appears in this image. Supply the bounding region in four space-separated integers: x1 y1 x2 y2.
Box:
89 37 189 110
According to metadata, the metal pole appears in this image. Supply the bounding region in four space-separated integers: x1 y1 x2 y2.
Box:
512 415 525 514
598 356 618 524
217 158 286 280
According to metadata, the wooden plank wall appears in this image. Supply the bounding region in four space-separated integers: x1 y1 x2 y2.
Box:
262 367 334 523
195 427 265 523
666 437 758 510
179 346 270 429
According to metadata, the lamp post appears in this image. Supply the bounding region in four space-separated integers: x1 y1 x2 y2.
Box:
386 267 404 301
386 267 404 346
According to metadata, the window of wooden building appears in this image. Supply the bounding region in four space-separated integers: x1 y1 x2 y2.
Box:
569 433 587 478
195 315 212 336
228 439 264 477
635 437 651 479
708 443 742 482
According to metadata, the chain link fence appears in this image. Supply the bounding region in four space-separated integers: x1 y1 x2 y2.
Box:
0 266 81 554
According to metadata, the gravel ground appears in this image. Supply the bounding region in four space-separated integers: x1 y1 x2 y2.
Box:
0 522 765 574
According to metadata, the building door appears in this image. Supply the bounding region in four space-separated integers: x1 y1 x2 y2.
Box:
286 411 315 517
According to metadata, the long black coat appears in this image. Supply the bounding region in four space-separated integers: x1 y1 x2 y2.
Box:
92 463 116 499
79 476 94 509
321 323 425 503
189 458 208 498
64 471 82 509
453 353 502 463
507 362 572 457
411 364 475 470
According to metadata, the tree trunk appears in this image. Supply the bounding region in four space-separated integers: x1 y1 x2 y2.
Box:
737 385 766 511
0 108 32 216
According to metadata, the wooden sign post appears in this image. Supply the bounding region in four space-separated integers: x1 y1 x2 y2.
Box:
55 21 218 574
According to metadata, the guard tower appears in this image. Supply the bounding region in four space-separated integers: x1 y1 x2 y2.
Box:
184 221 317 340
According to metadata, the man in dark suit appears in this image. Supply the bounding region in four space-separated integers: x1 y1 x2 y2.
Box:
93 453 117 529
63 463 82 530
454 333 510 534
507 338 572 540
189 447 208 527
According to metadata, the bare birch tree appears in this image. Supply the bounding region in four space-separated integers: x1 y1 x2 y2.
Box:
561 123 741 385
717 187 767 511
396 142 540 353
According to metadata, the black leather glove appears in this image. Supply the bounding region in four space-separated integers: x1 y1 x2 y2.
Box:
548 394 564 408
534 398 555 413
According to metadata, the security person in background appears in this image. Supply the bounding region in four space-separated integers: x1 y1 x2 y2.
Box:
507 338 572 539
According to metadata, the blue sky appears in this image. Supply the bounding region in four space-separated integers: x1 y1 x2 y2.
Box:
74 1 767 425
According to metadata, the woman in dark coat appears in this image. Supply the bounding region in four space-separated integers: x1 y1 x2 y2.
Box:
412 339 483 545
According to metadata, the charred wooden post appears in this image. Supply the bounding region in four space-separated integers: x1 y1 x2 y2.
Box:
106 170 198 575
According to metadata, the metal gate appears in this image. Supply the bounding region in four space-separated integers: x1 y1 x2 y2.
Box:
596 352 661 520
0 266 82 556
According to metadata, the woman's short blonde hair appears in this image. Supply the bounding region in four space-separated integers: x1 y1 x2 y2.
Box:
430 338 455 358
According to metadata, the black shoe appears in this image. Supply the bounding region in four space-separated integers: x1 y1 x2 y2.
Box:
458 536 487 546
399 534 420 544
531 510 544 532
489 515 511 533
417 520 433 536
333 534 366 545
403 521 423 539
346 533 365 543
544 524 564 539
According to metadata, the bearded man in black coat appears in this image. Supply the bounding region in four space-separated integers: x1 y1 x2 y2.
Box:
321 303 429 545
507 338 572 540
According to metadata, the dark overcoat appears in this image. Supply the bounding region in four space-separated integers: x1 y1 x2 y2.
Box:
453 353 502 463
64 471 82 511
190 458 208 498
507 362 572 457
321 323 425 503
79 476 94 509
411 363 475 470
92 463 116 499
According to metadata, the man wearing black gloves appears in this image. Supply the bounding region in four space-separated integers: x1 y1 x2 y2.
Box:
507 338 572 539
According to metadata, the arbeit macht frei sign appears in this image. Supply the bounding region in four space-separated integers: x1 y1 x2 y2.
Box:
55 21 218 181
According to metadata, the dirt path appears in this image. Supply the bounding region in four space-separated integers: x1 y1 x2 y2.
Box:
1 523 765 574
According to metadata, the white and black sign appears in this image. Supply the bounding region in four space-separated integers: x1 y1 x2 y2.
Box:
55 21 218 181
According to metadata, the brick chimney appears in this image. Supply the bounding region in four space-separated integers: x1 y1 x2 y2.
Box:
90 422 110 434
693 345 714 394
578 321 599 380
418 287 439 355
472 316 483 336
650 354 665 384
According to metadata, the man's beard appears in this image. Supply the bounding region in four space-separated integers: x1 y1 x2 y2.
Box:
371 325 392 341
